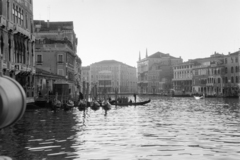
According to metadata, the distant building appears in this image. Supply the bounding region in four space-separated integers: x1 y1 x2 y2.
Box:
0 0 36 102
192 53 225 96
173 52 226 96
137 51 182 94
173 60 196 95
34 20 80 99
81 66 90 85
222 51 240 97
90 60 137 95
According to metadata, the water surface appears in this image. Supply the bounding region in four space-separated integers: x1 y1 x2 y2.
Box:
1 96 240 160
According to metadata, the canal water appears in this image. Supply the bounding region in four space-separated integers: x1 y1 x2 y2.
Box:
1 96 240 160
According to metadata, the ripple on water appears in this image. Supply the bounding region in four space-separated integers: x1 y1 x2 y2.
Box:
1 97 240 159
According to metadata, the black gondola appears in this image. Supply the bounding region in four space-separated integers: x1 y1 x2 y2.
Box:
110 99 151 106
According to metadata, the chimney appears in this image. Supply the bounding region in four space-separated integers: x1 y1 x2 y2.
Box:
47 20 49 28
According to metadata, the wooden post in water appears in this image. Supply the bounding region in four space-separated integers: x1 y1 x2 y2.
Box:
86 82 89 101
82 81 86 100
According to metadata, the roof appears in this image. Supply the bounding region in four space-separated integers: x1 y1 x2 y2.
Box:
148 52 178 59
92 60 135 68
34 20 74 32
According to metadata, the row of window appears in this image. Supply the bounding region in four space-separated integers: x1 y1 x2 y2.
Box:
36 54 63 63
11 3 29 29
174 65 192 70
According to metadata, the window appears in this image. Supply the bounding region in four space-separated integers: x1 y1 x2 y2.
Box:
25 13 28 29
58 69 64 76
231 77 234 83
37 55 42 63
12 4 15 22
18 8 21 24
225 67 228 74
21 10 23 26
236 76 238 83
15 6 18 23
236 66 238 73
225 77 228 83
218 78 221 83
225 58 227 64
7 1 9 20
58 54 63 62
231 67 234 73
236 57 238 63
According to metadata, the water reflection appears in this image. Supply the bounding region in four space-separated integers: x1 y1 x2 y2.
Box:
0 96 240 160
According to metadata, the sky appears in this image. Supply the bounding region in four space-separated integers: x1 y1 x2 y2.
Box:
33 0 240 67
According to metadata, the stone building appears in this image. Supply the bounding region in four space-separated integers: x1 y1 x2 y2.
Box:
173 52 226 96
34 20 80 99
81 66 90 84
192 54 225 96
90 60 137 95
222 51 240 97
173 60 196 95
137 51 182 94
0 0 36 102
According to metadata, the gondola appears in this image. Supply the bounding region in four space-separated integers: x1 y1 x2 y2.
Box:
78 100 87 111
102 101 111 111
63 100 74 111
110 99 151 106
90 101 101 111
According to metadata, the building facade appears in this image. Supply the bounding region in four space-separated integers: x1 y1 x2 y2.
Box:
89 60 137 95
173 52 228 96
34 20 80 99
137 51 182 94
0 0 36 102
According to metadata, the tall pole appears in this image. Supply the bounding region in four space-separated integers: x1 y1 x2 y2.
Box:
0 53 3 77
86 82 89 101
83 81 85 100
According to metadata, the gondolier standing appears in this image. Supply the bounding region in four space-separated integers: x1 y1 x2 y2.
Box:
133 93 136 103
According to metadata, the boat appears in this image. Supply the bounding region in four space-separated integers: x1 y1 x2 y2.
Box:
63 100 74 111
90 101 101 111
78 100 87 111
110 99 151 106
101 100 111 111
194 96 204 100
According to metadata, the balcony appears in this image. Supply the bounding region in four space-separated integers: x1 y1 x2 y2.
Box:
0 16 6 28
36 61 43 65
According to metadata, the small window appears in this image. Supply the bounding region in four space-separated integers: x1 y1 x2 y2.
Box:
225 77 228 83
58 54 63 62
58 69 64 76
37 55 42 63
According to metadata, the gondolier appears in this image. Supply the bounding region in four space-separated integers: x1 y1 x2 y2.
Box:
133 93 136 103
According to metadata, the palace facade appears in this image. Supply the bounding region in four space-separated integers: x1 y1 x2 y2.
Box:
0 0 36 102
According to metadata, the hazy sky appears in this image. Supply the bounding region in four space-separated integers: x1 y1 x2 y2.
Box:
33 0 240 67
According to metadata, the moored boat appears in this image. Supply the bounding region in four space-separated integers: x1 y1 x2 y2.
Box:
110 99 151 106
78 100 87 111
90 101 101 111
102 100 111 111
